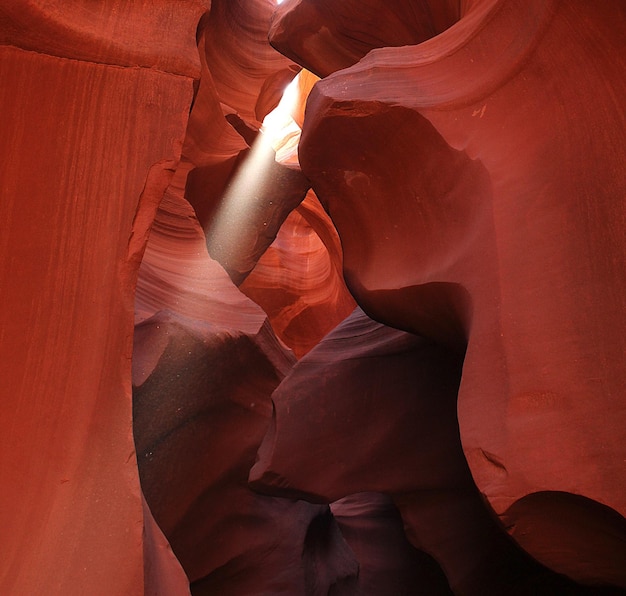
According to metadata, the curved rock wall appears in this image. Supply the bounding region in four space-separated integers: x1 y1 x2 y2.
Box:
0 1 206 593
1 0 625 594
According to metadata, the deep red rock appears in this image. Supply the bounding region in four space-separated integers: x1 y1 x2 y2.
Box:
251 308 626 594
132 159 365 589
133 80 359 589
293 0 626 588
250 307 469 502
249 308 538 593
269 0 461 77
0 0 207 76
133 311 359 592
183 57 355 356
3 0 626 592
331 493 454 595
0 2 203 591
240 192 356 357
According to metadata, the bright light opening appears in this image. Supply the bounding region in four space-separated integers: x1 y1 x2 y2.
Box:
205 70 319 280
261 74 302 168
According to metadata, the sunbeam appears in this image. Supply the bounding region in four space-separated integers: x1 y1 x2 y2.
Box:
205 70 318 285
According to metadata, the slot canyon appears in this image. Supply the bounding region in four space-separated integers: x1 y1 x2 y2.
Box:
1 0 625 594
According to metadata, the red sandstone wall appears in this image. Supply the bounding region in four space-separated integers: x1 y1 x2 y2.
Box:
0 2 205 593
2 0 625 594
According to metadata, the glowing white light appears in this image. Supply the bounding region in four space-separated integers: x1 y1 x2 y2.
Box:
261 75 302 168
205 71 319 275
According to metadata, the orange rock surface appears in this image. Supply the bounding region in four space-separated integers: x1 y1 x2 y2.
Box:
2 0 626 594
0 1 205 592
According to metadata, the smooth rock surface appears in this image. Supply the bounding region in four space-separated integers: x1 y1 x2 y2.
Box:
3 0 625 593
292 0 626 589
133 310 359 594
0 2 201 590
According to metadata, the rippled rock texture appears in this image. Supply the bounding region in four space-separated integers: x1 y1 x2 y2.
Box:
1 0 625 594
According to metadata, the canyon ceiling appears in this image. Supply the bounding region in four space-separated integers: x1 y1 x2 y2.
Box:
1 0 625 594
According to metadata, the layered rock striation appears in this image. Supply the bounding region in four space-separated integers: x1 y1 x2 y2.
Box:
1 0 625 594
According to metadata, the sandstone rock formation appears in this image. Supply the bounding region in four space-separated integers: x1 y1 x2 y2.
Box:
0 1 205 592
2 0 625 594
257 0 626 591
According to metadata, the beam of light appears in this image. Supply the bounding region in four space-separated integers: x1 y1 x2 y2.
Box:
260 73 303 168
205 71 317 284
